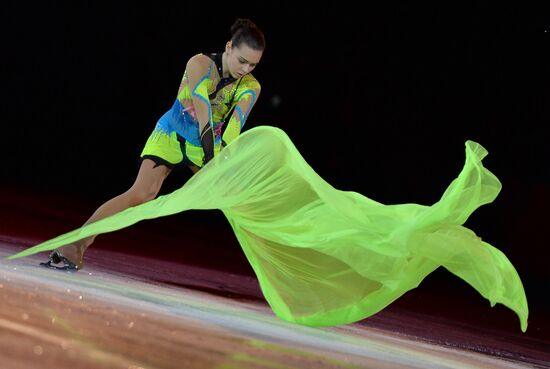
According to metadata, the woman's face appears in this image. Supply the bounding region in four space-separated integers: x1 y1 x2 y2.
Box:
225 42 263 79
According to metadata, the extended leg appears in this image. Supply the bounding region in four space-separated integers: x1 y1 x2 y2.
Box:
41 159 171 271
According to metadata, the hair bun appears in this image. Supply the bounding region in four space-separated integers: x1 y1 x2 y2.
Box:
231 18 257 36
229 18 265 51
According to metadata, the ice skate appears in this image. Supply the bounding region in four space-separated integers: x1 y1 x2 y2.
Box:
40 244 85 272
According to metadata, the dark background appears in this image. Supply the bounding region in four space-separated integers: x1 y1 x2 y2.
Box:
2 2 549 335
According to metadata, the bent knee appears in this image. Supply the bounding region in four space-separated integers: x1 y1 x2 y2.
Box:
126 186 159 206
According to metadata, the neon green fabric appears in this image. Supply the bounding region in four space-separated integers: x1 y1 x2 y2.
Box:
7 126 528 332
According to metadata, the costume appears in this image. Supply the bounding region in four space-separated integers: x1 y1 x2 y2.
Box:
9 126 528 331
141 52 260 167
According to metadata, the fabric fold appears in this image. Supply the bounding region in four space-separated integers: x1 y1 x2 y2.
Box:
7 126 528 332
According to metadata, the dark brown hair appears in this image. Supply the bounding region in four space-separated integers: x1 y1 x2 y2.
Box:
230 18 266 51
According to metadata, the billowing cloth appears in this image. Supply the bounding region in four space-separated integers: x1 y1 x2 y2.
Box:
7 126 528 332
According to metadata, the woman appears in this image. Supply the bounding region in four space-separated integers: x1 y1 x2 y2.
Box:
41 18 265 271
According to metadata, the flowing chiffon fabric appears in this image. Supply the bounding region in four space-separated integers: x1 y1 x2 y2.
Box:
8 126 528 331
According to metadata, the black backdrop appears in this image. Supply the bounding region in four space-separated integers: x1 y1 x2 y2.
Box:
2 2 549 319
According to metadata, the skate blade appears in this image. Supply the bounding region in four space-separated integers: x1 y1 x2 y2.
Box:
40 253 80 272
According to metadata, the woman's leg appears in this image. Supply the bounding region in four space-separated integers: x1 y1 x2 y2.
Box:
52 159 172 269
188 164 200 174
